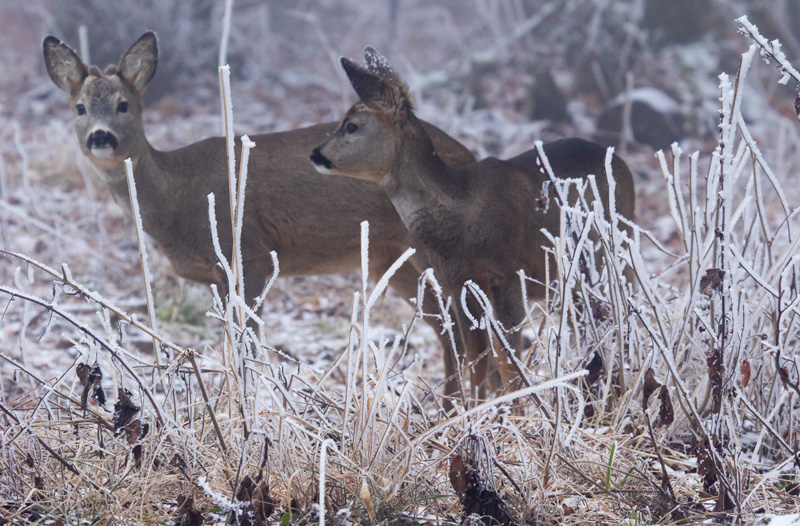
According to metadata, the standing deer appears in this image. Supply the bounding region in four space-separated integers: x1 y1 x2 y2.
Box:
311 49 636 401
42 32 477 358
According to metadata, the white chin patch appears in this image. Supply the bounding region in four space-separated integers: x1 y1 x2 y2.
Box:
313 163 333 175
90 147 115 159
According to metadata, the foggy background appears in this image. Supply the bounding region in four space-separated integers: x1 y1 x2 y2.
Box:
3 0 799 156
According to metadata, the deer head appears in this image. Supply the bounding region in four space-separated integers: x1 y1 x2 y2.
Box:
44 32 158 171
311 48 423 184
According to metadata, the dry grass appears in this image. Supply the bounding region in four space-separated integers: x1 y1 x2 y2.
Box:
2 11 800 526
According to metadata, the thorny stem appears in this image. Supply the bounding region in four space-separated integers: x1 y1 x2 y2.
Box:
708 53 750 513
418 269 468 410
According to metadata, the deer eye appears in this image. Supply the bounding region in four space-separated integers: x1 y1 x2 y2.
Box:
344 122 358 134
117 101 128 113
76 104 87 115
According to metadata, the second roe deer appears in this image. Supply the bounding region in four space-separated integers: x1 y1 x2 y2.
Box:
42 32 477 351
311 49 636 400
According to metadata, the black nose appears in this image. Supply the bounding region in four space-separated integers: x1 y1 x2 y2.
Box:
310 147 332 170
87 129 118 150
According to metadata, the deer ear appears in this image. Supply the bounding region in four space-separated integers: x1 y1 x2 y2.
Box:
118 31 158 92
43 36 88 95
364 46 392 77
341 57 401 114
364 46 407 90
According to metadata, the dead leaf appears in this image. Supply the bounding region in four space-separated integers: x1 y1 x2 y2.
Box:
795 84 800 122
658 385 674 427
32 475 44 500
93 382 107 407
175 494 204 526
171 453 188 473
361 480 375 522
113 388 139 435
591 301 610 323
584 351 604 387
250 479 276 525
700 268 725 296
779 366 790 385
76 363 89 384
235 475 255 502
124 419 142 445
740 359 751 388
233 475 276 526
642 368 661 410
77 362 105 409
696 436 717 492
449 451 516 526
449 455 470 496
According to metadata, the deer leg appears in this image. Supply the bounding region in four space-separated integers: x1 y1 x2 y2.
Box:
242 258 273 347
379 258 466 411
455 283 494 402
490 278 525 393
242 258 272 313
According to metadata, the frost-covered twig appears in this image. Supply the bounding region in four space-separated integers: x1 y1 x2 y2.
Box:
187 350 228 454
417 268 467 409
319 437 338 526
0 249 186 357
233 135 255 325
123 158 165 384
219 65 238 290
0 284 166 427
410 370 587 449
737 15 800 85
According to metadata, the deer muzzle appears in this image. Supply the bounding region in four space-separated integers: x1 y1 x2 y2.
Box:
87 129 119 157
309 147 333 173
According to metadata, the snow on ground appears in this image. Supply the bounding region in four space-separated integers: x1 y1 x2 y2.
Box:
756 514 800 526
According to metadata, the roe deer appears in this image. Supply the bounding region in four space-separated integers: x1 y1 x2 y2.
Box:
43 32 477 351
311 49 636 401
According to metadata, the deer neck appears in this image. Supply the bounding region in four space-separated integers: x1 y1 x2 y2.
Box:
381 121 467 232
94 136 173 219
